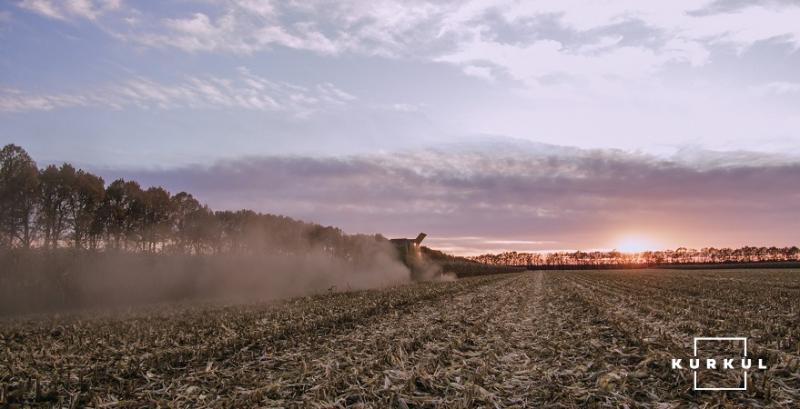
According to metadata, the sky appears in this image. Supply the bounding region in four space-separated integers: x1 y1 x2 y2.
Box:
1 0 799 254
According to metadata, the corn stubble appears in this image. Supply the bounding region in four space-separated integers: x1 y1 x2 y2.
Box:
2 269 800 408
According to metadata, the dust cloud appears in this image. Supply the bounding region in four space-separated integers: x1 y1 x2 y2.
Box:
0 240 410 316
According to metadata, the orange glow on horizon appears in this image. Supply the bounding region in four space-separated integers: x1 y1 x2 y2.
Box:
614 235 660 253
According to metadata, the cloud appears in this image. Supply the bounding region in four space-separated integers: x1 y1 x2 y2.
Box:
143 11 338 55
390 103 422 112
462 65 494 82
578 35 624 53
15 0 800 66
438 38 704 93
95 0 456 56
683 4 800 51
0 68 356 114
496 0 800 49
12 0 800 98
18 0 120 21
69 0 795 101
423 236 559 255
5 0 799 168
751 81 800 96
18 0 65 20
107 143 800 253
129 3 339 55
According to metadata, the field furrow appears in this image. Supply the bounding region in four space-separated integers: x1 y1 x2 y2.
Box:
3 269 800 408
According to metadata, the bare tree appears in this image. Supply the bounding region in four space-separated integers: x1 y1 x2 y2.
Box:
38 164 78 249
142 187 172 252
69 170 105 249
0 144 39 248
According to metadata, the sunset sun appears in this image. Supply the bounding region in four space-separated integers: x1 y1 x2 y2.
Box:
615 235 658 253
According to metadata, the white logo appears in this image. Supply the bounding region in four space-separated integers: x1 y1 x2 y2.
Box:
670 337 767 391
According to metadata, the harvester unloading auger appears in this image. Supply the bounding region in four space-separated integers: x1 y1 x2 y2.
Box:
390 233 429 281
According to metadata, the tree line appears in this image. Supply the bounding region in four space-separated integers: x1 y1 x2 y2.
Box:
0 144 384 258
470 246 800 267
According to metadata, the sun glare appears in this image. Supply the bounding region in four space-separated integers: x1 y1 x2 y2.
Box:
615 235 657 253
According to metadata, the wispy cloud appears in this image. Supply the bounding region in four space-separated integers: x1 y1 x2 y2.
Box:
0 68 355 114
95 2 797 68
14 1 800 79
434 1 800 93
18 0 121 21
5 0 800 173
423 236 560 256
26 0 792 103
125 2 341 55
10 0 800 110
461 65 494 82
751 81 800 96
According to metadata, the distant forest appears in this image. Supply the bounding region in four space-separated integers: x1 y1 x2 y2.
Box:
471 246 800 267
0 144 387 258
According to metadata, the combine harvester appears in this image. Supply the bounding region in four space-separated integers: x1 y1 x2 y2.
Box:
390 233 430 281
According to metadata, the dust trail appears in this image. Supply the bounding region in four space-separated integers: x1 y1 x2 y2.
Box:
0 239 410 315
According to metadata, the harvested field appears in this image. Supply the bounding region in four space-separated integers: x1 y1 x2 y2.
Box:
2 269 800 408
